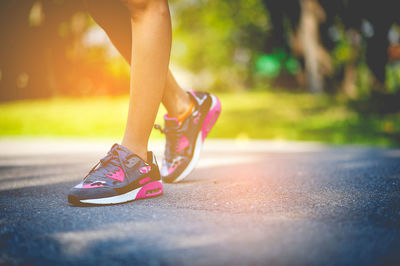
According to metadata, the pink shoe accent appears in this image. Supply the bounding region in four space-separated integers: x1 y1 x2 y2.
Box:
106 166 125 182
135 181 163 199
176 136 189 152
190 91 197 98
139 176 151 185
201 97 221 141
139 166 151 174
82 183 104 189
167 161 181 175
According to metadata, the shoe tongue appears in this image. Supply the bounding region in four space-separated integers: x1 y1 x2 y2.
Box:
164 115 179 129
114 144 134 158
115 144 147 163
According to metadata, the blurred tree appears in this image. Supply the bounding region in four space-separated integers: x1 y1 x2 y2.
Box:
1 0 400 108
0 0 130 102
170 0 270 91
0 0 85 101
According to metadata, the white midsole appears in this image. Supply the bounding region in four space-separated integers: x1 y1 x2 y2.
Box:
80 180 163 205
173 94 219 183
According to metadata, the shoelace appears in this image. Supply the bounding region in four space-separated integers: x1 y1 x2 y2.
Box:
154 124 183 161
84 145 124 183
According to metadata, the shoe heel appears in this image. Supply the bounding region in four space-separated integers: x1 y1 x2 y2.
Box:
135 181 163 199
201 95 221 141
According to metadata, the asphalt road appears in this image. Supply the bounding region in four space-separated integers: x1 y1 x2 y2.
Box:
1 139 400 265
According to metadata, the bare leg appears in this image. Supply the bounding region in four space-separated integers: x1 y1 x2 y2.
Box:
121 0 173 160
163 71 192 117
86 0 192 120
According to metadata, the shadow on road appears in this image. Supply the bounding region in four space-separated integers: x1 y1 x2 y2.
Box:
1 145 400 265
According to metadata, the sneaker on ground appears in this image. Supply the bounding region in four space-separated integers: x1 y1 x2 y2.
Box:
68 144 163 205
156 91 221 183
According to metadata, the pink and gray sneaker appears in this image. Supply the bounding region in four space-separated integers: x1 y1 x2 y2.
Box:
156 91 221 183
68 144 163 205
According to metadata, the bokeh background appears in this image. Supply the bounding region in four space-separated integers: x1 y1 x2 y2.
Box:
1 0 399 146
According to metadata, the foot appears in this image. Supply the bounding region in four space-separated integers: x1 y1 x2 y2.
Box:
68 144 163 205
157 91 221 183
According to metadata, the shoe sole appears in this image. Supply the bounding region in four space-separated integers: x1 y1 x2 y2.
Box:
72 180 163 205
172 94 221 183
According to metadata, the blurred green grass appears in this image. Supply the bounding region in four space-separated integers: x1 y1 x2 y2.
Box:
1 91 399 146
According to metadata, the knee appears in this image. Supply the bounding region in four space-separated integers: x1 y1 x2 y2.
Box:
121 0 169 20
121 0 149 12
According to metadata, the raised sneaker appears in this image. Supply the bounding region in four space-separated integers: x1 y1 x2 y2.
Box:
156 91 221 183
68 144 163 205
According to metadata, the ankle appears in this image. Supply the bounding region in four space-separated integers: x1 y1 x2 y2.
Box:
120 141 148 162
169 94 193 120
177 100 194 123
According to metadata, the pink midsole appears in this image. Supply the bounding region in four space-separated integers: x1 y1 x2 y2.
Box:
135 180 163 199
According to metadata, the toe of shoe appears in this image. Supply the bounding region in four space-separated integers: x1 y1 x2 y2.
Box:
67 187 117 204
67 193 81 204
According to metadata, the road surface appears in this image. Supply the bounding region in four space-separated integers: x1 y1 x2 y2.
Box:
1 139 400 265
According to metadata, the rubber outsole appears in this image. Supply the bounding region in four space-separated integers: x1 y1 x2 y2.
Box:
69 180 163 205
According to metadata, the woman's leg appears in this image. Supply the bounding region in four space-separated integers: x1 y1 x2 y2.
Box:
86 0 192 121
116 0 173 160
84 0 221 184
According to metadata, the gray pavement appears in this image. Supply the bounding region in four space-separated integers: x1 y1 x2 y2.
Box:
1 139 400 265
